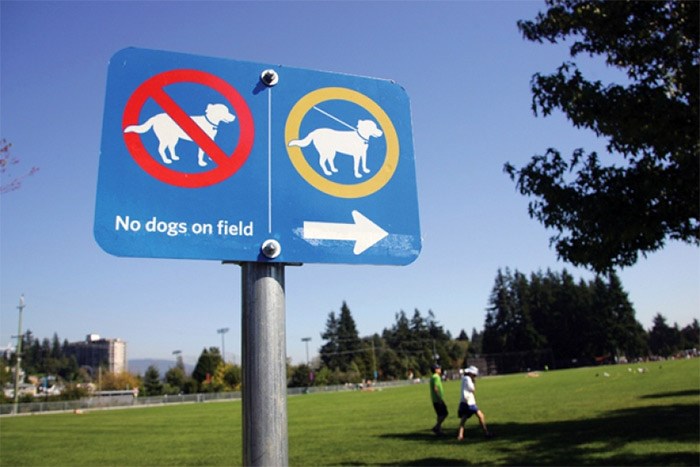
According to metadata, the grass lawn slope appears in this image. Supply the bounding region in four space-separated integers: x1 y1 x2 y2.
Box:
1 359 698 465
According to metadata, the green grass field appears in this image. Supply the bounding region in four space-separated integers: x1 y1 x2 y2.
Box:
1 359 698 466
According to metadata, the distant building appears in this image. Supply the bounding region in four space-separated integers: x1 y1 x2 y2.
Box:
65 334 127 374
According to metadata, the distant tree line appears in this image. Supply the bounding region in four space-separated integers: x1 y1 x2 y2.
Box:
0 334 242 402
483 269 646 366
3 331 82 382
481 269 699 369
289 302 473 387
3 268 698 398
298 270 698 384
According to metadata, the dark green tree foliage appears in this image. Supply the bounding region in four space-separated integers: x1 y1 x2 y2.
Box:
483 269 647 367
142 365 163 396
319 311 340 370
337 302 363 371
506 1 699 272
469 328 483 355
317 303 463 381
680 319 700 350
288 364 313 388
191 347 223 387
319 302 363 373
15 331 80 381
164 366 187 392
483 270 546 355
648 313 682 357
382 309 454 376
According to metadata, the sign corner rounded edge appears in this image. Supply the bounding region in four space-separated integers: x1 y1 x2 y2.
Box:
93 225 123 259
109 47 138 63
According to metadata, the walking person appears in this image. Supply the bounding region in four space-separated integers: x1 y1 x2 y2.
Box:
429 364 448 435
457 366 493 441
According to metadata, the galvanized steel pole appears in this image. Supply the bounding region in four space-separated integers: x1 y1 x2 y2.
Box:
241 262 288 466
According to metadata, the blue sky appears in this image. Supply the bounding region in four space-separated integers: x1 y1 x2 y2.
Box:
1 1 698 368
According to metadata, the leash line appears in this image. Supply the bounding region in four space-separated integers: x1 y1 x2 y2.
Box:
312 106 356 131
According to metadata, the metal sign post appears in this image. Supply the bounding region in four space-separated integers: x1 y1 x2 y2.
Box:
241 262 288 466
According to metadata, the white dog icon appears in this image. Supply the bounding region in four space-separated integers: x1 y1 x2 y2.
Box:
288 119 383 178
124 103 235 167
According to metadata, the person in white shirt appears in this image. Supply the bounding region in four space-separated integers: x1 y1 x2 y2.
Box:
457 366 493 441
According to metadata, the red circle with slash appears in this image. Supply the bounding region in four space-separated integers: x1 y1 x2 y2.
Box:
122 69 254 188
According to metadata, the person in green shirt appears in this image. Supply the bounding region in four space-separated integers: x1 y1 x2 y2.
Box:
429 364 448 435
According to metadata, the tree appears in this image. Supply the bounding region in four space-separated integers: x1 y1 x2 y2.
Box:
469 328 483 355
482 268 647 370
0 139 39 194
505 1 699 272
319 302 363 374
600 273 648 358
679 319 700 350
191 347 223 389
221 363 242 390
288 364 313 388
142 365 163 396
336 302 363 372
319 311 340 370
483 270 545 354
101 371 141 391
377 347 403 380
648 313 681 357
164 366 187 393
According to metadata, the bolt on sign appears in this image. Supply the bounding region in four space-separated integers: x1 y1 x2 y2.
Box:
95 47 421 265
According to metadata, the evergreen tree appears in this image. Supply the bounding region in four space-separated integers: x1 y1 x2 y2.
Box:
165 366 187 393
680 319 700 350
482 269 512 354
142 365 163 396
605 273 648 358
510 271 545 352
378 347 403 380
383 310 418 375
319 302 364 374
551 270 587 364
191 347 223 388
469 328 483 355
320 311 340 370
649 314 681 357
482 268 647 369
50 333 62 360
336 302 362 372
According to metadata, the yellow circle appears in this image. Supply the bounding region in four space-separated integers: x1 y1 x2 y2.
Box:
285 87 399 199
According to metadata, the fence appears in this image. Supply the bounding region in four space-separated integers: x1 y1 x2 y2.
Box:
1 379 414 416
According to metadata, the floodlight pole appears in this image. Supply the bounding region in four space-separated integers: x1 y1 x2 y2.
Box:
13 295 25 415
217 327 230 363
241 262 288 466
301 337 311 366
172 350 182 366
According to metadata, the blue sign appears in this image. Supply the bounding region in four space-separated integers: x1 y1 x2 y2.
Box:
94 47 421 265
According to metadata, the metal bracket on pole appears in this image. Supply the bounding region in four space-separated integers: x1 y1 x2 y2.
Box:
240 262 288 466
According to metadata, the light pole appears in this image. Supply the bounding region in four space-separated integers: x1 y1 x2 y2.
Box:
13 295 25 415
301 337 311 366
301 337 312 386
172 350 182 367
217 327 230 363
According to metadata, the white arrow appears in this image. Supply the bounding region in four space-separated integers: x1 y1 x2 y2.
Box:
303 210 389 255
